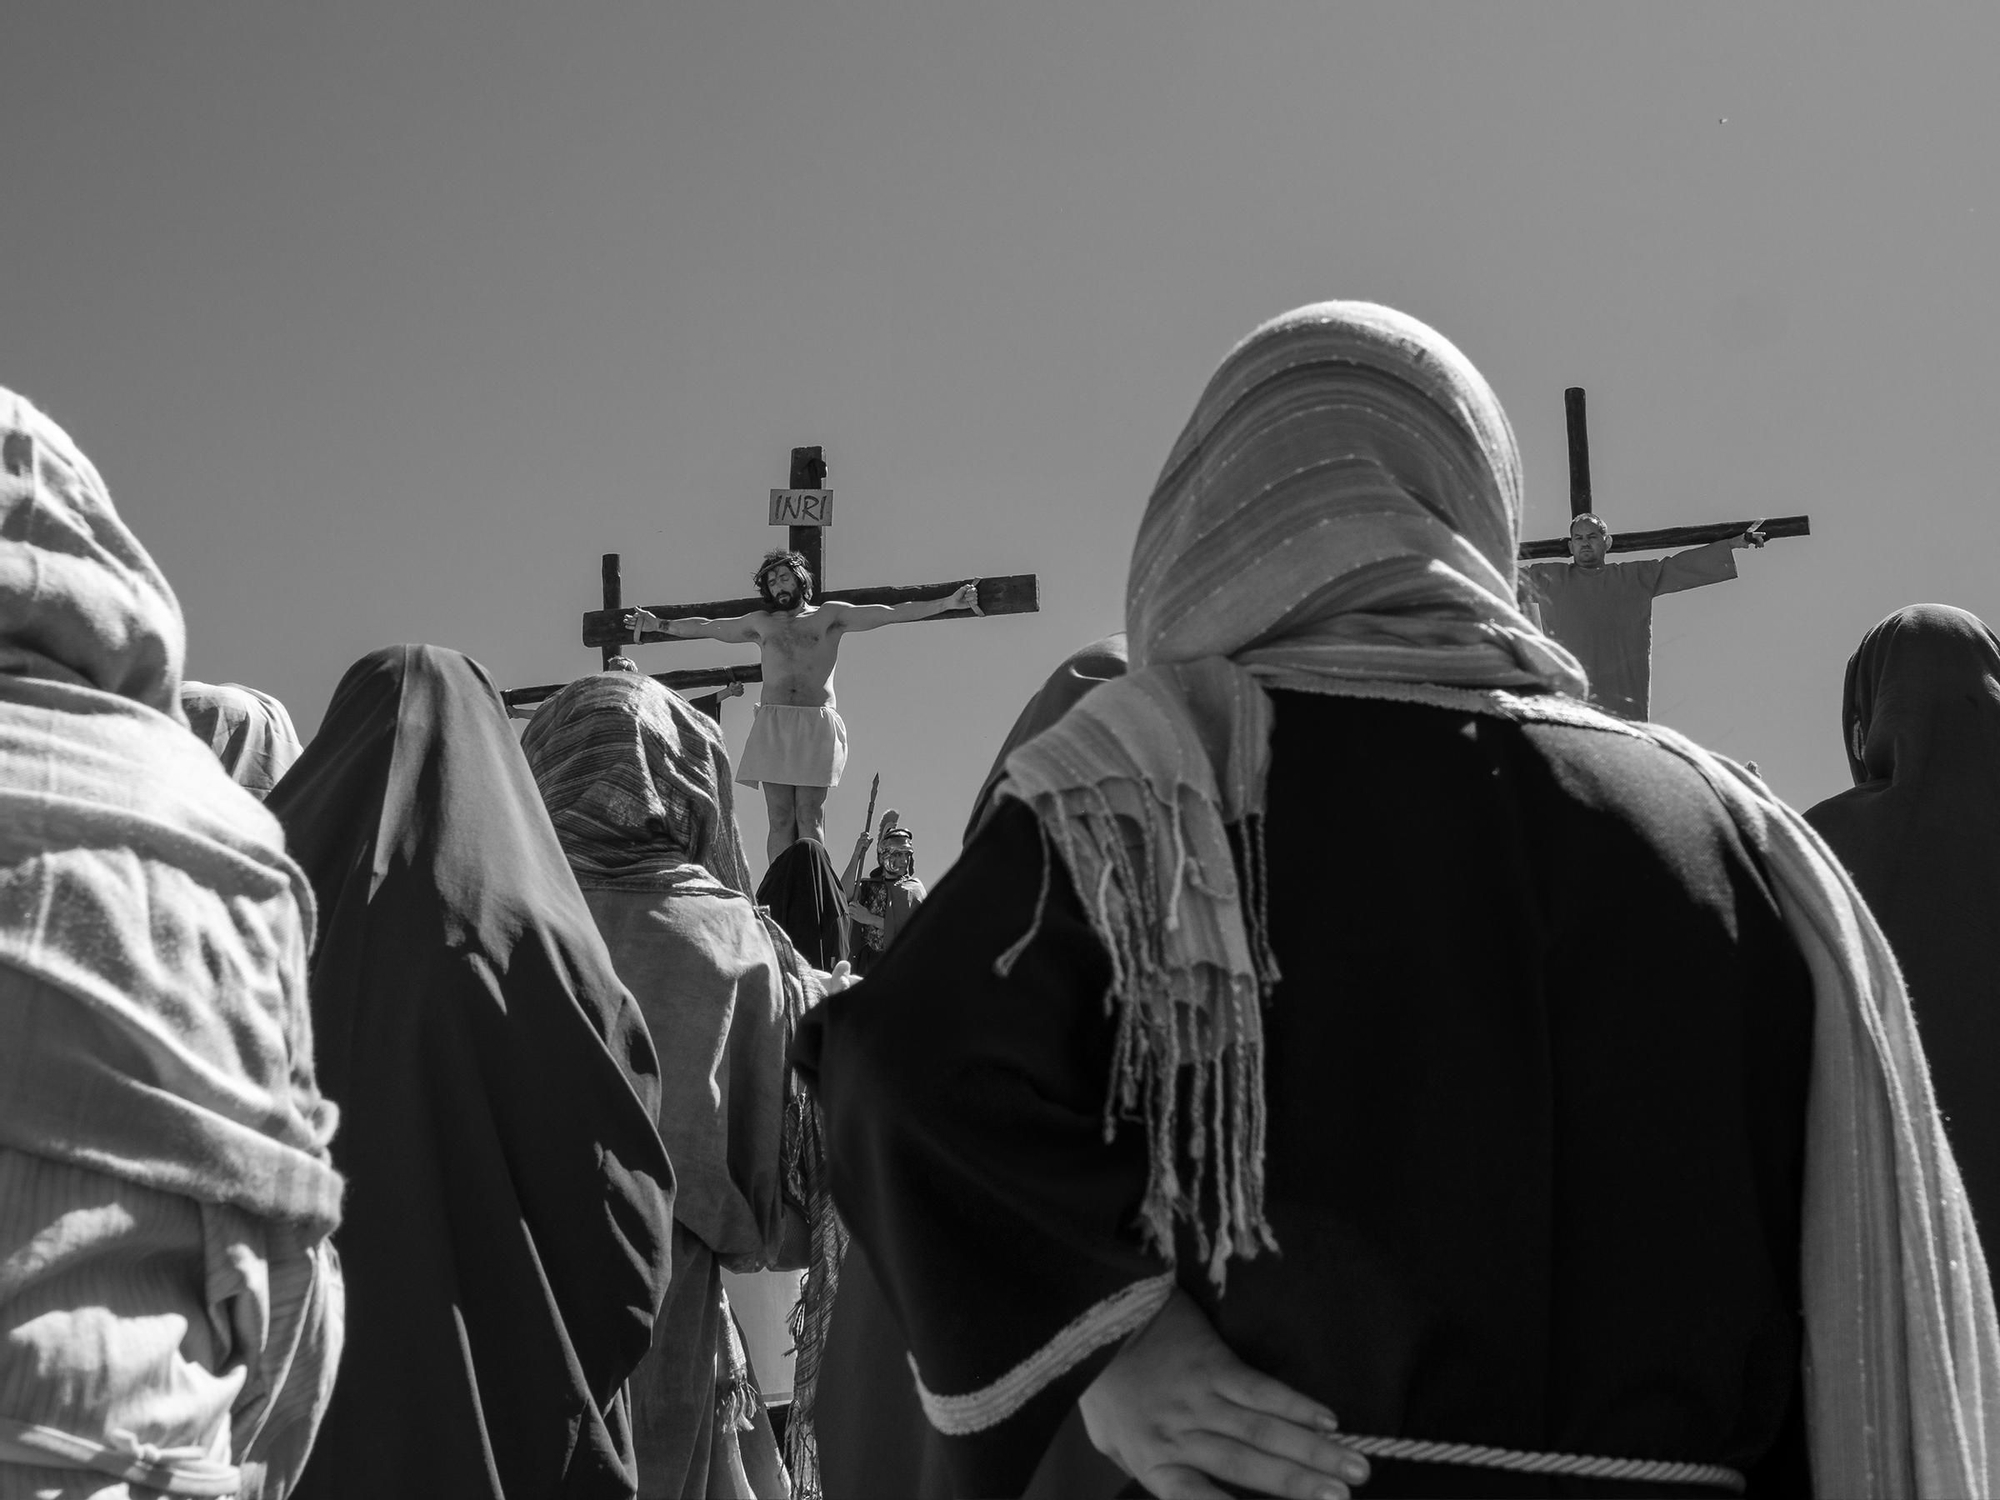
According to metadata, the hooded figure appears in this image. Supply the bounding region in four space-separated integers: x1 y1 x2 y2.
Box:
755 839 850 972
1807 604 2000 1234
180 680 305 799
0 389 343 1499
796 303 2000 1498
522 671 840 1500
268 645 674 1500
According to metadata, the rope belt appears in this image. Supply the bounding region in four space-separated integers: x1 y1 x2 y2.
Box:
1340 1433 1746 1494
0 1414 241 1497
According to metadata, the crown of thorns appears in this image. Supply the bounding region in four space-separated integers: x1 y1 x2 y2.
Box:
754 550 815 600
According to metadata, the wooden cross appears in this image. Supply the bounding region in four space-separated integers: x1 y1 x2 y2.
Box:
1516 387 1811 559
504 445 1039 719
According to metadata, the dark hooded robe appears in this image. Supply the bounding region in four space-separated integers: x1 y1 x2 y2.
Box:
756 839 850 971
1807 604 2000 1237
269 645 675 1500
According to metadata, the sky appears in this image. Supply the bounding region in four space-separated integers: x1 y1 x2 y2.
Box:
6 2 1997 879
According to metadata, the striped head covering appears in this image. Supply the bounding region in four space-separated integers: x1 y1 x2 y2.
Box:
998 302 1584 1283
521 670 755 897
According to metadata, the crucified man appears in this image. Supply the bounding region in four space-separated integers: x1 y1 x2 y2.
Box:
628 549 979 862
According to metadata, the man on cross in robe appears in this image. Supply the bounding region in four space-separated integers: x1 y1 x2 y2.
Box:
629 549 979 862
1522 512 1768 720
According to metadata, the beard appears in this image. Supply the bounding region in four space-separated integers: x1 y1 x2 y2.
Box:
759 580 802 611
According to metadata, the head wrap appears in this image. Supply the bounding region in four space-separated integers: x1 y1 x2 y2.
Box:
1002 307 2000 1495
520 670 755 897
0 387 339 1232
182 679 305 799
1000 302 1583 1281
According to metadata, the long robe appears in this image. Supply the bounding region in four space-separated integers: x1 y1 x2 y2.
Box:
818 634 1133 1500
798 690 1815 1497
1523 540 1737 719
1806 604 2000 1239
268 646 676 1500
583 875 803 1500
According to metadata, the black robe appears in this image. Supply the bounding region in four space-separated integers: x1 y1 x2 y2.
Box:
1806 605 2000 1240
797 691 1815 1498
755 837 850 970
269 645 676 1499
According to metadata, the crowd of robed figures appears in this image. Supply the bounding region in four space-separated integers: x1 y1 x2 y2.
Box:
3 297 2000 1500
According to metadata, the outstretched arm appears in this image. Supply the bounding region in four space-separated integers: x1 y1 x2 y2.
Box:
625 607 763 644
826 582 981 634
1655 520 1765 598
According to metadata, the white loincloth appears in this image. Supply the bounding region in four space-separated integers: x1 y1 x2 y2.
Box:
737 703 847 789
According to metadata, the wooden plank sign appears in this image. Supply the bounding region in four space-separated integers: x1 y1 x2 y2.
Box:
769 489 833 527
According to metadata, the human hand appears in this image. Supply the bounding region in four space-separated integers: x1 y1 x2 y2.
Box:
1738 518 1767 549
627 607 660 640
721 680 745 700
951 581 982 615
815 960 860 995
1079 1289 1368 1500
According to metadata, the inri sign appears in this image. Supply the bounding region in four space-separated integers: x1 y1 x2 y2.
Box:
768 489 833 527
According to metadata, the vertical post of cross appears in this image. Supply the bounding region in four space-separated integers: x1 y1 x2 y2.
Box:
600 552 622 669
789 445 827 594
1564 387 1592 520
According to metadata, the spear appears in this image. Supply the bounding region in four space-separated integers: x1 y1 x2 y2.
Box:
858 773 880 846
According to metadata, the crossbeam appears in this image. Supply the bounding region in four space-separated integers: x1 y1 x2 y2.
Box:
504 662 763 712
583 573 1040 649
1517 514 1809 562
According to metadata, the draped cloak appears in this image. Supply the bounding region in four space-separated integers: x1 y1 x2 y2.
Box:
0 388 343 1499
1807 605 2000 1238
817 634 1134 1500
269 646 675 1500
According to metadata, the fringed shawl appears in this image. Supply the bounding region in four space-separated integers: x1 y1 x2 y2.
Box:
1000 302 1584 1282
998 302 2000 1495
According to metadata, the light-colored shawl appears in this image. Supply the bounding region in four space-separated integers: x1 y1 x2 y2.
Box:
521 669 756 897
0 387 340 1232
997 302 2000 1495
182 679 305 799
